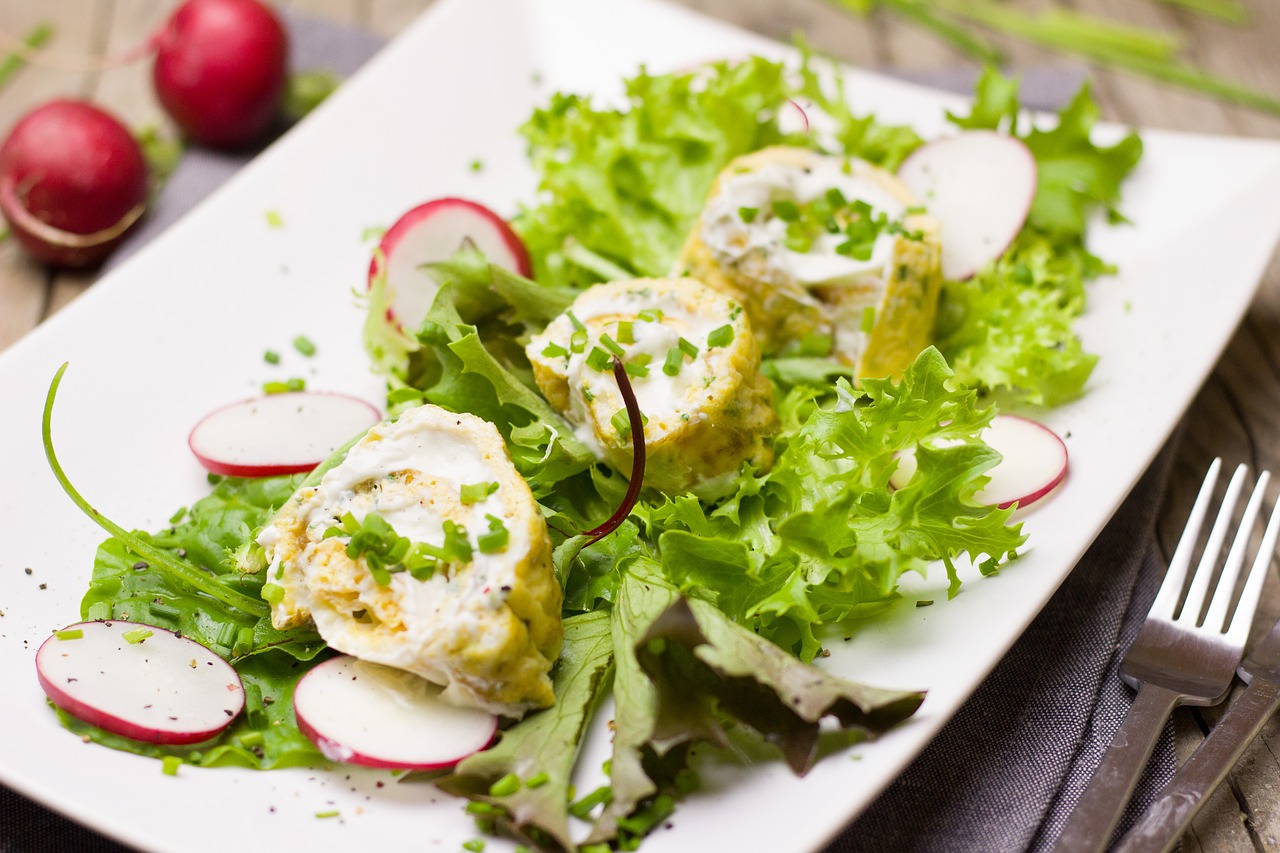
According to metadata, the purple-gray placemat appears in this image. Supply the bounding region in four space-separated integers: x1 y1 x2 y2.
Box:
1 11 1175 852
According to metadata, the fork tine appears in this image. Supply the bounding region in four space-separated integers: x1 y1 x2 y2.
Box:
1203 471 1271 630
1224 485 1280 647
1177 463 1249 623
1152 458 1223 618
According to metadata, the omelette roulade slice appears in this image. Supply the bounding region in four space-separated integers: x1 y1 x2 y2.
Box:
256 404 561 718
680 145 942 378
526 277 776 497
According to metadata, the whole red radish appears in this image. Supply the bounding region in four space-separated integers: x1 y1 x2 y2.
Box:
0 100 148 268
153 0 288 149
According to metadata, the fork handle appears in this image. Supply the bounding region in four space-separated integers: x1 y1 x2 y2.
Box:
1054 683 1182 853
1113 677 1280 853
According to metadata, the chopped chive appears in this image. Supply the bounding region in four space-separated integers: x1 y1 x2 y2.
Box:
600 334 625 358
121 627 153 644
581 386 595 403
265 210 284 228
262 583 285 605
525 771 549 789
470 159 484 172
771 199 800 222
488 772 521 797
706 325 734 348
465 802 506 816
616 321 635 344
239 730 265 747
462 841 485 853
861 306 877 334
286 377 306 392
541 341 569 359
566 311 585 332
611 409 632 440
663 347 684 376
624 361 649 379
478 515 509 554
638 308 663 323
263 350 280 365
568 786 613 819
168 506 187 524
292 336 317 357
585 347 612 372
262 381 290 394
916 599 935 607
460 481 499 505
826 187 848 208
149 602 181 621
678 337 699 358
315 810 340 819
569 328 588 353
361 225 386 243
161 756 182 776
738 206 759 223
54 629 83 641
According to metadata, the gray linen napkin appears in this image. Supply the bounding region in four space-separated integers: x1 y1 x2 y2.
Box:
0 13 1172 851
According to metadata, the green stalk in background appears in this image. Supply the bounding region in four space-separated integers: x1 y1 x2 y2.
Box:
0 23 54 90
1155 0 1248 25
826 0 1280 117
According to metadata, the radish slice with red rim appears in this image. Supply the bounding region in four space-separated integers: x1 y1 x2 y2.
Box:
35 620 244 745
293 655 498 770
890 414 1068 509
188 391 381 478
896 131 1037 281
370 197 532 332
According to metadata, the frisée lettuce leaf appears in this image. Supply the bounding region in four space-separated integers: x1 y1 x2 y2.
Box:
643 348 1025 661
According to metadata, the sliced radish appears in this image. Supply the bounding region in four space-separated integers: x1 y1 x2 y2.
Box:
891 414 1068 509
293 655 497 770
780 98 811 136
36 620 244 745
370 197 533 332
189 391 381 478
896 131 1037 281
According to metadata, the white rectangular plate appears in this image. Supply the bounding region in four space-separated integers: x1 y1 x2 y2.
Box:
3 0 1280 850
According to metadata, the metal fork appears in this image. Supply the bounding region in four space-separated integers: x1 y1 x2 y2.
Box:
1055 459 1278 853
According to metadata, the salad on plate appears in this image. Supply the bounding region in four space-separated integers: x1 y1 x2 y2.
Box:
36 46 1140 852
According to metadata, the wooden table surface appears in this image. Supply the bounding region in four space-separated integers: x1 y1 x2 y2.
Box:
2 1 1279 849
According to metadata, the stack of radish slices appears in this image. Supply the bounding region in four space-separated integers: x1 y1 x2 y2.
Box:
37 626 498 768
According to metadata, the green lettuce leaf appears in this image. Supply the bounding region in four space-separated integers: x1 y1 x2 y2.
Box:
436 610 615 852
638 591 924 775
936 68 1142 404
647 348 1025 660
393 285 596 492
935 229 1107 405
67 474 328 770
